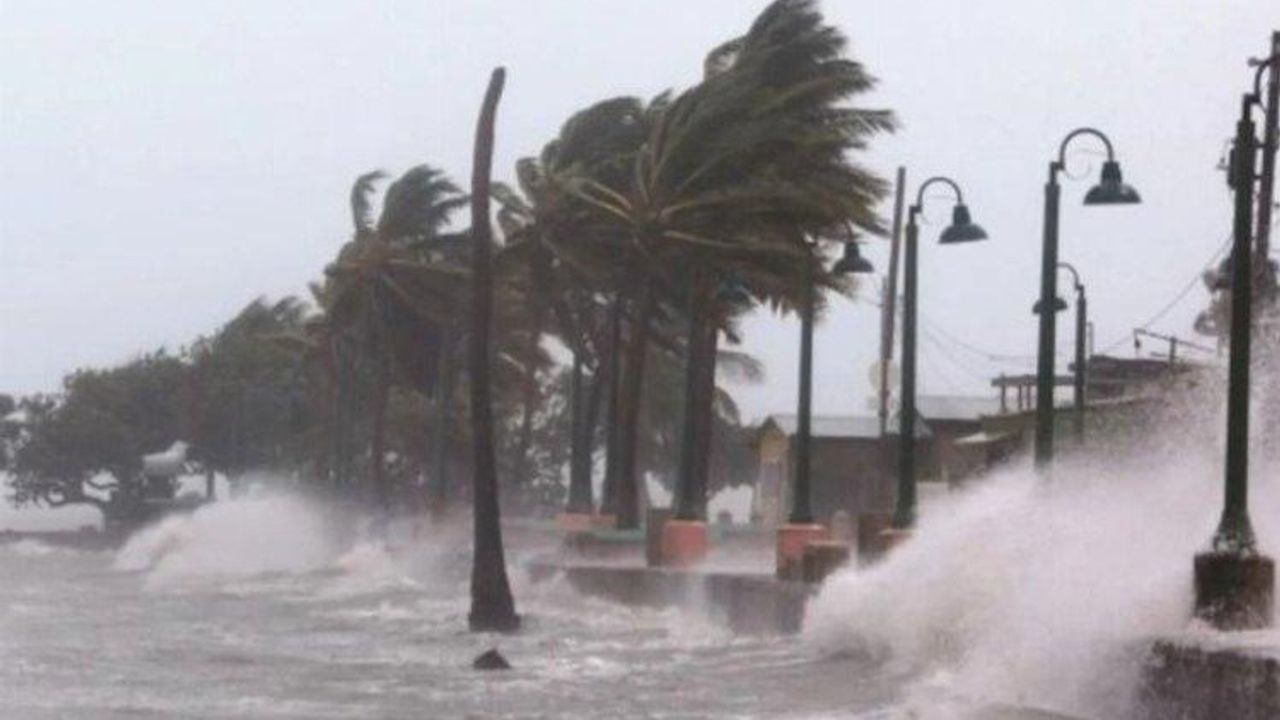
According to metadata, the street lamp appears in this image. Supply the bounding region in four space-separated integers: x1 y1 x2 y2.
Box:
778 236 873 579
1193 85 1275 630
1031 263 1087 444
893 178 988 530
1034 129 1140 469
793 238 874 524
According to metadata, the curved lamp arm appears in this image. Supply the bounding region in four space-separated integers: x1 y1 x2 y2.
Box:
1250 52 1279 102
912 176 965 211
1055 127 1117 170
1057 261 1083 293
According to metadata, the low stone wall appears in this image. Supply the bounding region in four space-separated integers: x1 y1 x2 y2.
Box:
1140 637 1279 719
526 560 811 635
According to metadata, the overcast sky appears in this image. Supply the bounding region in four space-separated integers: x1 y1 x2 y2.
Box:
1 0 1275 422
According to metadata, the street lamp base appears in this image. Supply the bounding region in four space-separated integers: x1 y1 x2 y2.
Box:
856 511 893 566
660 519 708 568
877 526 914 555
557 512 598 533
776 523 829 580
1193 551 1275 630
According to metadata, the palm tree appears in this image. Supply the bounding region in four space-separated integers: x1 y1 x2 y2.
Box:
321 166 469 514
467 67 520 633
571 0 895 526
494 95 665 525
494 97 655 523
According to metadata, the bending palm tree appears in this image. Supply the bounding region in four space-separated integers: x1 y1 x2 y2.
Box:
468 67 519 633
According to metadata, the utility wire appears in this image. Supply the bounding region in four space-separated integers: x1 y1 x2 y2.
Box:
1097 217 1276 354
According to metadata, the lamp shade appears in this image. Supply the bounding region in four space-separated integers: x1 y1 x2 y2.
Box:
1032 296 1069 314
832 241 874 275
1083 160 1141 205
939 203 989 244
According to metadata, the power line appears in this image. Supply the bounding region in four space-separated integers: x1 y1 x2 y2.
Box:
1096 218 1278 354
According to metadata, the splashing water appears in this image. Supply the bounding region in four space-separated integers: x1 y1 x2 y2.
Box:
113 495 346 588
804 396 1279 718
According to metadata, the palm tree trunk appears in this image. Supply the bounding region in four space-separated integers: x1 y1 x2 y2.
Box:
467 67 518 633
615 283 655 529
565 342 594 513
431 332 454 517
599 293 624 518
370 357 390 513
674 269 711 521
599 292 624 515
509 307 547 508
693 312 719 508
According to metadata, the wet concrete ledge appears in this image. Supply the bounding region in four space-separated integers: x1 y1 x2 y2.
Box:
525 559 812 636
1140 635 1279 719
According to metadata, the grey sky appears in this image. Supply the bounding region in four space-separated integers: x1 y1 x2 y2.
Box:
1 0 1274 422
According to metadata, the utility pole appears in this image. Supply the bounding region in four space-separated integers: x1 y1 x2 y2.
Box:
1254 31 1279 265
878 167 906 437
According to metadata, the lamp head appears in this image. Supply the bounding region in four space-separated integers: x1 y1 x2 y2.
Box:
939 203 989 244
832 241 874 275
1032 296 1069 315
1083 160 1142 205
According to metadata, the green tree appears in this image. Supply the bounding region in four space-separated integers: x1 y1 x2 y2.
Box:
9 353 187 523
188 297 316 488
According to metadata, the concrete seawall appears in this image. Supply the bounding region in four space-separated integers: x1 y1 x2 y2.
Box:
1140 635 1279 719
526 560 811 635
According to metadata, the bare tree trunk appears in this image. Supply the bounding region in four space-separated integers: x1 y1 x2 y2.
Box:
615 284 655 529
467 67 519 633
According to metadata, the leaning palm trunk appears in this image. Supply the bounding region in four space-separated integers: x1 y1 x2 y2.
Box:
673 268 712 521
565 342 594 513
467 67 519 633
599 293 624 517
692 309 719 506
614 283 655 529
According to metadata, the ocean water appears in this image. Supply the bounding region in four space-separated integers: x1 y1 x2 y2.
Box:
0 497 906 720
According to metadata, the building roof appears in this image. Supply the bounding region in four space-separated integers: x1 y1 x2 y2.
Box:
759 413 932 440
915 395 1002 422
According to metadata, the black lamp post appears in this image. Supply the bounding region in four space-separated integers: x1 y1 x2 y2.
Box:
1032 263 1087 444
1193 87 1275 630
1034 129 1140 469
893 178 988 530
790 238 873 526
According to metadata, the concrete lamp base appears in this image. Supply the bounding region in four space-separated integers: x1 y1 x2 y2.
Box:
856 512 893 566
557 512 597 533
801 540 851 584
660 520 708 568
1193 551 1275 630
776 524 829 580
877 527 914 556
